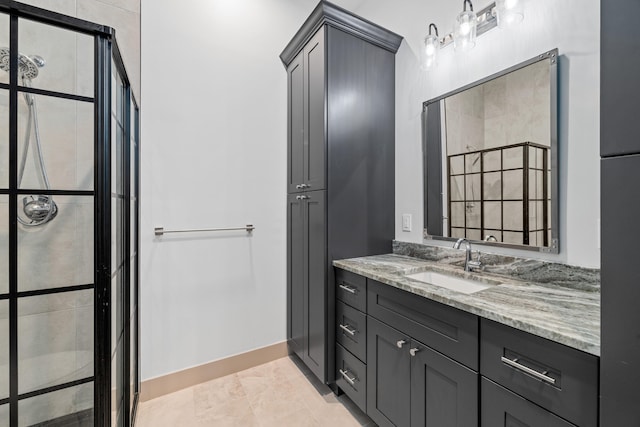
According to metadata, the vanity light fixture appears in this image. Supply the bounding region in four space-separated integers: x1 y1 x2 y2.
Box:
495 0 524 28
454 0 477 51
423 23 440 69
422 0 524 70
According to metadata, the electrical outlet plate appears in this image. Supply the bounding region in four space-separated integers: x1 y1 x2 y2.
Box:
402 214 412 232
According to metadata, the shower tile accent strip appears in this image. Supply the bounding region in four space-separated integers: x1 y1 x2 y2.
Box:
333 243 600 356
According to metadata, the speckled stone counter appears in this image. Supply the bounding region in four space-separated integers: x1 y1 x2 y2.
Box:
333 247 600 356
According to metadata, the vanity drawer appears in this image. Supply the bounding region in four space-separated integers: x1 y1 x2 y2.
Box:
481 378 576 427
480 319 598 427
335 268 366 312
336 343 367 412
336 301 366 362
367 279 478 370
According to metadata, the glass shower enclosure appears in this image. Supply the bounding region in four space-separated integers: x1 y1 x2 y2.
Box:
0 2 140 426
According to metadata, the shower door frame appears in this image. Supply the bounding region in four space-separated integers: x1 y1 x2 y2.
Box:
0 1 140 426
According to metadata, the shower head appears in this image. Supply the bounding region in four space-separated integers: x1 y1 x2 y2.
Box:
0 47 45 80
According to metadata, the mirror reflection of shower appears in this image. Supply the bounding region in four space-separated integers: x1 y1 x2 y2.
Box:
0 47 58 226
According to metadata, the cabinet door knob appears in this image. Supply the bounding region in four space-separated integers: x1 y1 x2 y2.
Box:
409 347 420 357
296 184 303 189
396 340 406 348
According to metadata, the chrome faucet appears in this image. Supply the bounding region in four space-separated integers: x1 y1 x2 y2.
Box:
453 238 481 272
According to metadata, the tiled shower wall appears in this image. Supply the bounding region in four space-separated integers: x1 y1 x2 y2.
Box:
0 1 140 424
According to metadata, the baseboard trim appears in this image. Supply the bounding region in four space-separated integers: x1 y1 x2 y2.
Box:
140 341 289 402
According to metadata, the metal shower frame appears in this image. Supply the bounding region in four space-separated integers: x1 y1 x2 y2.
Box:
0 1 140 426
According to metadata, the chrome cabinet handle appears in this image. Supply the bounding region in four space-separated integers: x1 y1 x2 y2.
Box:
295 195 309 200
409 347 420 357
397 340 406 348
339 324 357 336
296 184 310 189
295 184 303 189
339 369 357 386
339 284 357 294
501 356 556 385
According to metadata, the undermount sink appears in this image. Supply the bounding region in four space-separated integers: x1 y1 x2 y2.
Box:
405 271 493 295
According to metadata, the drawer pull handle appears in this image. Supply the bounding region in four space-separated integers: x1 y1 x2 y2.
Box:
397 340 406 348
339 284 357 294
501 356 556 385
339 324 357 336
409 347 420 357
339 369 357 386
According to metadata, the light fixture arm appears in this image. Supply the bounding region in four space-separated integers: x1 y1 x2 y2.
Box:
428 23 439 37
463 0 474 12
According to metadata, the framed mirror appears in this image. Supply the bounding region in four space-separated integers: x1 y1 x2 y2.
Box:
423 49 558 253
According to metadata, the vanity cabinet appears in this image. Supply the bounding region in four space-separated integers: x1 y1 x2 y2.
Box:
481 319 598 427
282 1 401 383
367 317 478 427
481 378 576 427
334 268 601 427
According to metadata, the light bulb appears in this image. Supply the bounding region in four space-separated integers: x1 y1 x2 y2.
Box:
496 0 524 28
459 21 471 35
505 0 518 9
422 32 440 70
454 10 477 51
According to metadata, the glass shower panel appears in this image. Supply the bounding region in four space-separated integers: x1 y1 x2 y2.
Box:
112 342 123 427
0 300 7 400
0 195 7 295
18 19 94 97
18 382 93 426
0 90 7 189
0 406 7 427
17 94 94 191
17 289 93 393
0 13 8 85
17 195 93 292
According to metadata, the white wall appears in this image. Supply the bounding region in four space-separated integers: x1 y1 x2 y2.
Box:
348 0 600 268
139 0 319 381
140 0 600 381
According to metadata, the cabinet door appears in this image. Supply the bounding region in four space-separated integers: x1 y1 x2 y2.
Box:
303 27 326 191
601 154 640 424
287 51 305 193
367 317 411 427
304 190 326 381
287 193 305 359
410 341 478 427
481 378 576 427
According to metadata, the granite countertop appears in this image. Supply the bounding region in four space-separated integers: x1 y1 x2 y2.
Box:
333 252 600 356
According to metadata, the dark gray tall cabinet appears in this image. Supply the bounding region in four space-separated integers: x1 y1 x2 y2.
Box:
281 1 402 383
601 0 640 425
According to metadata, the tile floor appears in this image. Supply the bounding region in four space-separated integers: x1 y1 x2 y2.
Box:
135 356 374 427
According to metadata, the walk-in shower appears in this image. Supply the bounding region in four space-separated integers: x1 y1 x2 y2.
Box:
0 2 140 426
0 47 58 226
